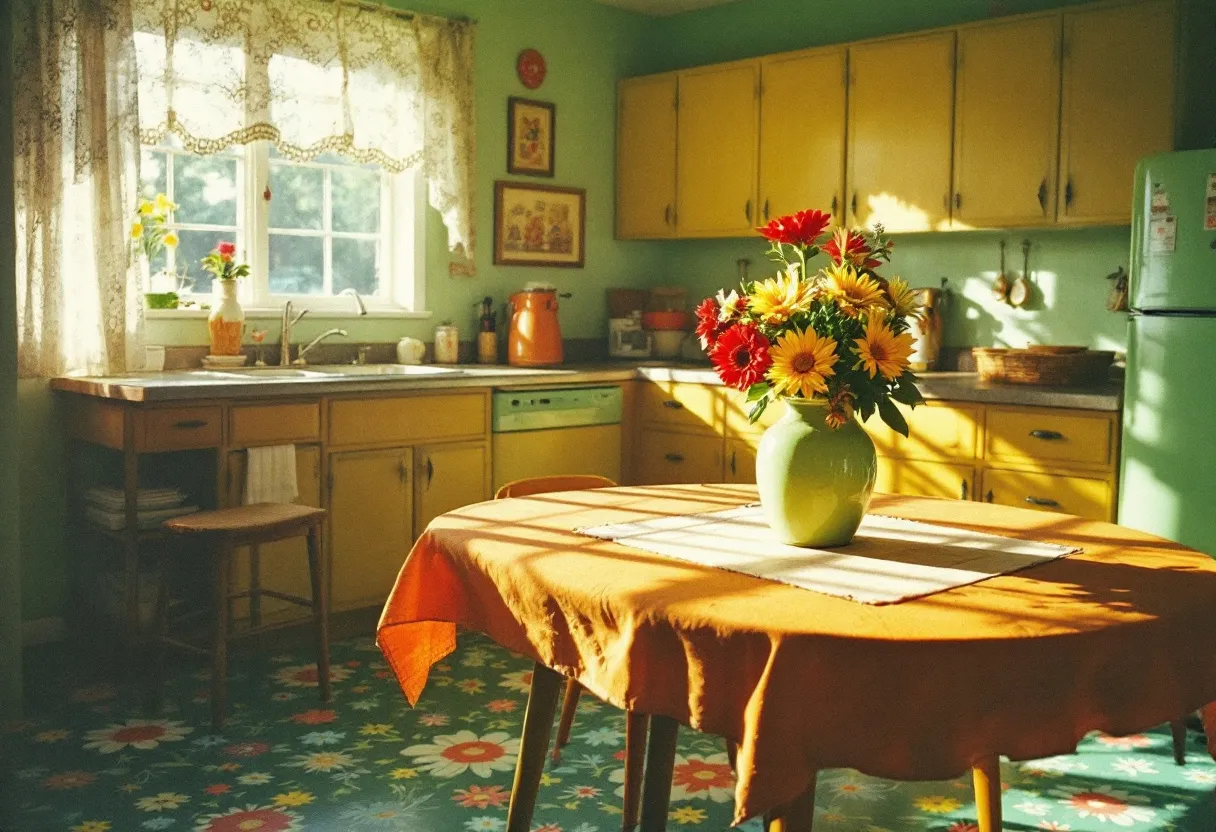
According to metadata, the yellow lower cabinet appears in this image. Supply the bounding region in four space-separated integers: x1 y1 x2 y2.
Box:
637 429 725 485
866 401 980 462
329 448 414 611
226 446 322 625
875 457 975 501
980 467 1113 521
725 437 758 484
415 442 490 538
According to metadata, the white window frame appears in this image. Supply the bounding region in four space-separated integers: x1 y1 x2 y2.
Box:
145 141 428 319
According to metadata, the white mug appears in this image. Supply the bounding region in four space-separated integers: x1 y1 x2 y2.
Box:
396 337 426 365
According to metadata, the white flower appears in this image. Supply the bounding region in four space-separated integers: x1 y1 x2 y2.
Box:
498 670 533 693
464 818 506 832
577 727 623 747
401 730 520 778
1110 757 1157 777
1184 769 1216 784
1013 800 1051 817
237 772 273 785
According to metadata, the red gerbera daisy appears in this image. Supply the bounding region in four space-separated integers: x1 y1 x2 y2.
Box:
694 297 727 349
756 209 832 248
822 227 880 269
709 323 772 390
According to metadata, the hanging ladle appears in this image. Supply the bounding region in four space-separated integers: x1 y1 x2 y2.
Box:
993 240 1010 303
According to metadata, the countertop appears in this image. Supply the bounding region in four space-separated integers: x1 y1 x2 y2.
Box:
50 362 1124 411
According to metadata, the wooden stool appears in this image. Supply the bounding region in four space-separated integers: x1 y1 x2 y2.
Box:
158 503 330 729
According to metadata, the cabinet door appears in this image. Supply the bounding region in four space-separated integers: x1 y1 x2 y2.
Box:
226 446 322 624
415 442 490 538
759 47 847 223
848 32 956 232
617 74 678 239
875 458 975 501
677 61 760 236
329 448 413 611
636 430 725 485
953 15 1062 228
725 437 758 484
1059 0 1176 225
981 467 1113 521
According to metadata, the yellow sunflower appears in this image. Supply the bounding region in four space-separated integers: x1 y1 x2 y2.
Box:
886 276 921 320
767 327 838 399
822 263 888 318
853 317 915 381
748 269 814 325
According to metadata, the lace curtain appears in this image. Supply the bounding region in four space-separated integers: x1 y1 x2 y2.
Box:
13 0 145 378
133 0 477 258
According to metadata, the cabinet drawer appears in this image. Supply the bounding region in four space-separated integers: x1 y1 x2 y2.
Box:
869 402 980 461
636 429 724 485
985 407 1113 469
640 382 722 435
981 467 1113 521
875 458 975 501
139 406 222 451
329 393 487 447
230 403 320 447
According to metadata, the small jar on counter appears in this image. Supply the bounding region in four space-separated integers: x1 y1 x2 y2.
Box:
434 323 460 364
476 296 498 365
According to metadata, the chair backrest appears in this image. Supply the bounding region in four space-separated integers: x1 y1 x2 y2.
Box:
494 475 618 500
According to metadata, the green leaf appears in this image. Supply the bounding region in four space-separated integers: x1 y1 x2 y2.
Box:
746 382 771 402
890 382 923 406
878 396 910 438
747 396 769 424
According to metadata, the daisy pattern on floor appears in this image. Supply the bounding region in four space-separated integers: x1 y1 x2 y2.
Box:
667 752 736 803
272 664 352 688
83 719 191 753
1048 784 1156 826
402 730 520 777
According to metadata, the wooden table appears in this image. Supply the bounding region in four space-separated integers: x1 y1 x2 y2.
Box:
377 484 1216 831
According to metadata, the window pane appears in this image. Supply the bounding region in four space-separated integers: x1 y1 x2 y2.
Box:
331 167 381 233
269 164 323 230
173 153 238 226
332 238 379 295
139 149 167 201
269 235 324 295
175 229 235 296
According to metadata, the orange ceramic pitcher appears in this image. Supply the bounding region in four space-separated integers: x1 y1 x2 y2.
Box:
507 286 564 366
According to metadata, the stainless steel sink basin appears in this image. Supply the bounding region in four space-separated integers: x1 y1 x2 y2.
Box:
304 364 465 377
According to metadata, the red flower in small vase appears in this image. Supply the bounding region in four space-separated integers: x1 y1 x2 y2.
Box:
756 209 831 247
822 228 880 269
709 323 772 390
216 240 237 262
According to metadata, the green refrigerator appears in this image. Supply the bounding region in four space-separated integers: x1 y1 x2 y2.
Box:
1120 148 1216 555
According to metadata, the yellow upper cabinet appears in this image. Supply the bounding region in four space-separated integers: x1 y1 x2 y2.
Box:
953 15 1062 229
617 74 678 239
848 32 956 233
758 47 847 223
1059 0 1176 225
676 60 761 237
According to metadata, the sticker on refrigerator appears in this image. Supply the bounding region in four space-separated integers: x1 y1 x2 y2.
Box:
1149 215 1177 254
1151 184 1170 216
1205 173 1216 231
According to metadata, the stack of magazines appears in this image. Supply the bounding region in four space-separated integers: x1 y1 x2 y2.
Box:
83 486 199 531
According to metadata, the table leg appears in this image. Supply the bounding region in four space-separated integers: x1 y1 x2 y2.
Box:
622 711 649 832
122 441 140 669
639 714 679 832
553 678 583 762
507 662 563 832
763 774 818 832
972 754 1002 832
1170 719 1188 765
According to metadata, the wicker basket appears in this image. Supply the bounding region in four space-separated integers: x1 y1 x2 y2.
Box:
973 347 1115 386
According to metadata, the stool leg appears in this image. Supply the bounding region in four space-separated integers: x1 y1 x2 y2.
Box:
150 555 171 713
639 715 679 832
1171 719 1188 765
622 711 649 832
507 663 563 832
305 524 331 703
248 543 262 631
211 547 232 731
972 754 1002 832
552 678 582 761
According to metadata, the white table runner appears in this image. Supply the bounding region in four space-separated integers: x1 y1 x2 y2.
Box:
578 505 1079 605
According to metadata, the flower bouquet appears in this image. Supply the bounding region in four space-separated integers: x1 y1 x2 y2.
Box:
132 193 180 308
202 241 250 357
695 209 925 546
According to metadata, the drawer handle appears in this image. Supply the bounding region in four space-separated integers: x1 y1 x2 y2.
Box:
661 400 684 410
664 453 684 463
1029 429 1064 441
1024 496 1061 508
959 479 968 501
985 489 993 503
425 456 434 487
172 419 208 429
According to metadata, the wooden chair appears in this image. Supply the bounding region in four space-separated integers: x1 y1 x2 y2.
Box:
157 503 330 729
495 475 650 831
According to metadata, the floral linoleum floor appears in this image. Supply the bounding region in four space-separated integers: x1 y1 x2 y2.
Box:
2 633 1215 832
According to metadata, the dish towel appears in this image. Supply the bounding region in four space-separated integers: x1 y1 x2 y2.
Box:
245 445 299 505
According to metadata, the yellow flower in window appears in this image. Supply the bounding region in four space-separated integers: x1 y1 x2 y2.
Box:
130 221 143 240
748 269 815 325
822 263 887 319
162 232 178 248
154 193 176 213
767 327 837 399
138 200 155 215
853 316 915 381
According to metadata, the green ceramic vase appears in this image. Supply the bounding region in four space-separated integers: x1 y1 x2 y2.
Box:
755 397 877 547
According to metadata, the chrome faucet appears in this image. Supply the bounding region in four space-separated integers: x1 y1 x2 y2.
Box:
280 300 308 366
293 329 348 366
340 287 368 316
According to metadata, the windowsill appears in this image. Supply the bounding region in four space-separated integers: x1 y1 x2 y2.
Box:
145 307 434 321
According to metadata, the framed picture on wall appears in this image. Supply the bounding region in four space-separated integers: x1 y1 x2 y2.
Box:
493 181 585 268
507 97 556 177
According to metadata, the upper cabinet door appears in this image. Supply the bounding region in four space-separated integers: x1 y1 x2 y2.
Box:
677 61 761 237
759 47 847 224
848 32 956 233
953 15 1062 229
1059 0 1176 225
617 74 678 239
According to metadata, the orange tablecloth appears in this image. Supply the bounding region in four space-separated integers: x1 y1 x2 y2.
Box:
377 484 1216 824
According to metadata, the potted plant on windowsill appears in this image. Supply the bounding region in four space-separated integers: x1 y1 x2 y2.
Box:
696 209 925 547
132 193 180 309
200 241 250 357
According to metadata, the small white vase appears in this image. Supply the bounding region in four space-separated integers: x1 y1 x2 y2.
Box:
208 280 245 356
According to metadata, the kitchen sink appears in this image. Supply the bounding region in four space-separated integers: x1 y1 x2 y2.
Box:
303 364 465 377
